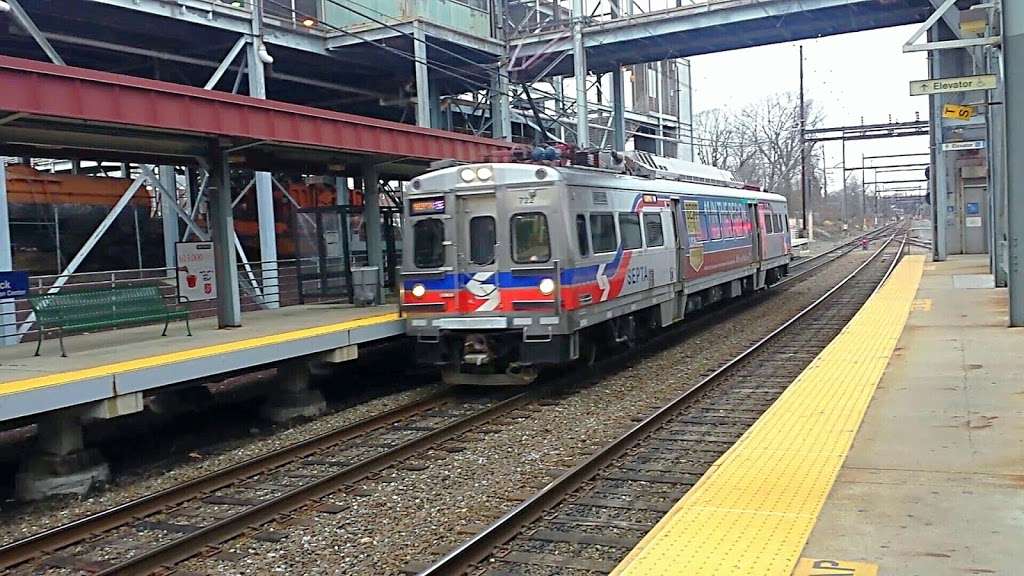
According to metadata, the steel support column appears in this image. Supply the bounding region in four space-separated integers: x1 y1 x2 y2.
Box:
490 67 512 141
929 25 957 261
413 21 432 129
989 44 1008 287
208 149 242 328
572 0 589 148
0 161 15 346
611 66 626 151
362 161 383 302
159 166 179 276
1004 1 1024 325
247 18 279 308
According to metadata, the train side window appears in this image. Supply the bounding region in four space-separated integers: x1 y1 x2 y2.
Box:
469 216 496 265
643 213 664 247
709 212 722 240
619 212 643 250
511 212 551 263
765 212 775 234
590 213 617 253
664 211 677 246
576 214 590 257
413 218 445 268
724 209 736 238
779 214 787 233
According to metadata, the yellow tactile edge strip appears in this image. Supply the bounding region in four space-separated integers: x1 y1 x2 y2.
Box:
0 312 400 397
611 255 926 576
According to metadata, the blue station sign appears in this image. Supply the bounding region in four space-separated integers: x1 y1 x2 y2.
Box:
0 271 29 298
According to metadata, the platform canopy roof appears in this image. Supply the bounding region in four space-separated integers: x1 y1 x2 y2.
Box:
0 56 511 175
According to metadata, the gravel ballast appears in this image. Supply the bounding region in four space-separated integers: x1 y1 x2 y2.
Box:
165 249 878 576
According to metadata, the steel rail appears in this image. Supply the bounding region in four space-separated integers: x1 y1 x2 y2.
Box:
94 391 531 576
418 233 902 576
0 389 461 570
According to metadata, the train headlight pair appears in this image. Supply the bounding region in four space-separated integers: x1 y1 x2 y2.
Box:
538 278 556 296
459 166 494 183
411 283 427 298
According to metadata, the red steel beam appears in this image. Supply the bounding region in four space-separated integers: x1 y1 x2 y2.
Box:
0 55 510 162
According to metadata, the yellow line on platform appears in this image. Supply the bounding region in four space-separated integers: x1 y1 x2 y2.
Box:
611 256 925 576
0 312 400 397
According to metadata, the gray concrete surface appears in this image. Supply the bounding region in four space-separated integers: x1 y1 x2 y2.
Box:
801 254 1024 575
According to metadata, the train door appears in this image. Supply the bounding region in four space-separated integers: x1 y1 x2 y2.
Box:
748 201 761 262
756 202 770 260
671 198 685 282
456 193 500 313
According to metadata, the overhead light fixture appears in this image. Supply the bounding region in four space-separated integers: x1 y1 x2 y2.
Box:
301 17 316 27
0 1 10 13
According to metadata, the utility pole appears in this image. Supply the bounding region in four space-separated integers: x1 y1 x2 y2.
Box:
799 45 808 237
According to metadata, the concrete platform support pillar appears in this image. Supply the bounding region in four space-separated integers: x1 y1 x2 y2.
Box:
1005 2 1024 325
15 411 109 501
159 166 180 276
208 147 242 328
260 360 326 423
413 21 432 129
0 161 16 346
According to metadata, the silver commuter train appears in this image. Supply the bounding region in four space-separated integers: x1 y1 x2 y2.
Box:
401 151 791 384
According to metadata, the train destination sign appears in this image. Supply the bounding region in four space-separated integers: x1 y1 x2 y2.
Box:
910 74 997 96
941 140 986 151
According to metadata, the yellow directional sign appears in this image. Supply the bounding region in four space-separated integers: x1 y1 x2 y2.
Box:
942 103 975 121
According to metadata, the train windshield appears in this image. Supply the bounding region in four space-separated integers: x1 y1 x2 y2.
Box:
511 212 551 263
469 216 496 265
413 218 445 268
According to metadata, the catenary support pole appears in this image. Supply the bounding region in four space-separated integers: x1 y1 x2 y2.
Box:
799 45 809 237
572 0 589 148
208 148 242 328
1004 1 1024 325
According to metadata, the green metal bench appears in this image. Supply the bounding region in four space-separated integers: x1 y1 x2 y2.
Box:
28 285 191 357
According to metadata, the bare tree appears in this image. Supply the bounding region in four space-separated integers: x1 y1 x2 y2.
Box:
693 92 823 206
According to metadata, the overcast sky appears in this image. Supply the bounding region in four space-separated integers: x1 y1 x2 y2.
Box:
688 24 931 196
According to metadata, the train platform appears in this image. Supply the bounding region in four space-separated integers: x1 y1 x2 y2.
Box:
0 304 401 424
611 253 1021 575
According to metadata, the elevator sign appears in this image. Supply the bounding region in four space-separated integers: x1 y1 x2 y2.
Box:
910 74 997 96
941 140 986 151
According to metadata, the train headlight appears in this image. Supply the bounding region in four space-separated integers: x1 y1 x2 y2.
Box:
411 283 426 298
538 278 556 295
475 166 493 181
459 168 476 183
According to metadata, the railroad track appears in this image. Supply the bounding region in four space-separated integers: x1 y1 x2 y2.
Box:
0 388 534 575
1 226 902 576
418 233 907 576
